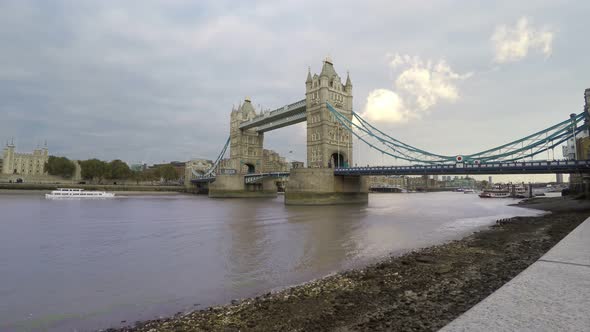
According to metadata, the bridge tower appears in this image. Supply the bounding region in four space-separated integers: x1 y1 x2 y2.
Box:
285 59 367 205
305 58 353 168
209 98 277 198
229 98 264 174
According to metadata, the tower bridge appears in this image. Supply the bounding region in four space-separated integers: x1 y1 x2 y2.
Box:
190 58 590 205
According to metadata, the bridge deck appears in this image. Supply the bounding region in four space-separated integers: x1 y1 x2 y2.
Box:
239 99 306 132
334 160 590 176
192 161 589 184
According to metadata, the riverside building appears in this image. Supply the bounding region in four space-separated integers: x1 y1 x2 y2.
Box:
2 141 49 175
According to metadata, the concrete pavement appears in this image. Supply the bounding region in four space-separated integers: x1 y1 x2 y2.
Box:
440 216 590 332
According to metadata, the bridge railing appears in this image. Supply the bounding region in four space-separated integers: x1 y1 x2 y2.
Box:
244 171 290 183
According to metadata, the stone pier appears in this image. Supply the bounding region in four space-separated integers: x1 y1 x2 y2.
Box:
285 168 368 205
208 175 277 198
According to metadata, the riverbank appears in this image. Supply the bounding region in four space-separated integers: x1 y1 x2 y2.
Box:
106 197 590 332
0 183 185 193
0 189 186 196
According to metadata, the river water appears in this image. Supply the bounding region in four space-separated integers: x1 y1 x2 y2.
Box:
0 192 543 331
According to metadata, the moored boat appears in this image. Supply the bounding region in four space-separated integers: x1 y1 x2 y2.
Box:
479 190 510 198
45 188 115 199
479 184 510 198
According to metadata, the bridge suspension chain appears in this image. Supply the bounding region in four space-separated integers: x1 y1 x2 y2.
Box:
192 136 230 178
326 102 586 164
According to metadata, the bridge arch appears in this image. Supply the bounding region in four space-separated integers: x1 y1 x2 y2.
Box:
330 152 346 168
242 163 256 174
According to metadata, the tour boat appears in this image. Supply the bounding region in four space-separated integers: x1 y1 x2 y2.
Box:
45 188 115 199
478 189 510 198
479 185 510 198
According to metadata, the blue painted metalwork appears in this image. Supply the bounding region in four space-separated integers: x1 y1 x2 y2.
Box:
191 176 216 184
191 136 230 181
334 160 590 176
244 172 290 184
191 100 587 186
326 102 586 164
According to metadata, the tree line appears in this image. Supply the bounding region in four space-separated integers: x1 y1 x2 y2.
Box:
44 156 179 183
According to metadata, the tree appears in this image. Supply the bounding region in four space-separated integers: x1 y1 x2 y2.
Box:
108 159 132 180
44 156 76 178
159 164 178 182
80 159 109 181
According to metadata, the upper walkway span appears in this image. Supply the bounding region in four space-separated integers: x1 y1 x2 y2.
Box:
238 99 306 132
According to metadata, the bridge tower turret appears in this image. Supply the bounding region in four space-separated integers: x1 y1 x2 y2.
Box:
229 97 264 174
305 58 353 168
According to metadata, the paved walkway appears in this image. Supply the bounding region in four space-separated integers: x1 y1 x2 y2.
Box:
441 216 590 332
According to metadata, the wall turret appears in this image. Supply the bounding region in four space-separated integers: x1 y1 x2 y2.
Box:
345 71 352 94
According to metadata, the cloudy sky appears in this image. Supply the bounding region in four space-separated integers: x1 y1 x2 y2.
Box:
1 0 588 178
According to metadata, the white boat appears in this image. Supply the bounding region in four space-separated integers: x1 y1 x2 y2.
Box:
479 184 510 198
463 189 475 194
45 188 115 199
479 189 510 198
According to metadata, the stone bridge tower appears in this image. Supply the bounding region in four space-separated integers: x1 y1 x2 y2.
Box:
305 58 353 168
229 98 264 174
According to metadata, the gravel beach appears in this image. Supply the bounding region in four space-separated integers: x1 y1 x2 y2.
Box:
106 197 590 332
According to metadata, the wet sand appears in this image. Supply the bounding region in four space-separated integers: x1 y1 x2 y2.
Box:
106 197 589 332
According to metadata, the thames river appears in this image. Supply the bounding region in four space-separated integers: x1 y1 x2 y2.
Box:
0 192 543 331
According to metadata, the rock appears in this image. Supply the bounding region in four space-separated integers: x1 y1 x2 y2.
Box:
436 265 452 275
415 256 436 264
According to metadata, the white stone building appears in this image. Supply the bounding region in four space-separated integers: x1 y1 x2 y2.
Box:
2 141 49 175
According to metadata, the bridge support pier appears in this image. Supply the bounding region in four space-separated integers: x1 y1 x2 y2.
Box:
285 168 368 205
208 174 277 198
188 182 210 195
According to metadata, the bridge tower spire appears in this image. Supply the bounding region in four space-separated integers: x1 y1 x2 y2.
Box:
305 58 353 168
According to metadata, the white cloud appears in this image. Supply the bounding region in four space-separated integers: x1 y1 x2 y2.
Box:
492 17 554 63
362 54 470 124
363 89 412 123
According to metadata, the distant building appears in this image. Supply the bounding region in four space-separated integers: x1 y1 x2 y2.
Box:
290 161 305 169
440 176 476 189
2 141 48 175
489 176 493 185
263 149 289 172
130 163 147 172
367 175 406 189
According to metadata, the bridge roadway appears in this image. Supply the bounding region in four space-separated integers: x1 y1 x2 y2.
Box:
192 160 590 184
335 160 590 176
238 99 306 132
